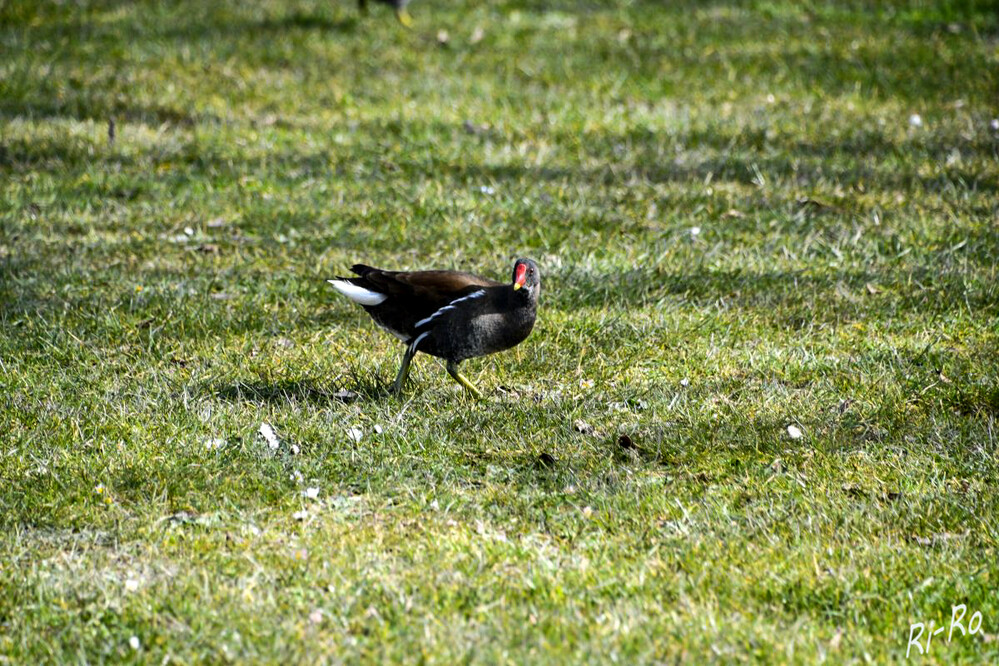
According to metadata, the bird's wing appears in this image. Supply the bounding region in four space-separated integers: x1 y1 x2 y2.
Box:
350 265 500 307
340 266 501 337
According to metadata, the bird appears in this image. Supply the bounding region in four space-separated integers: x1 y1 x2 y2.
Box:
357 0 413 27
328 259 540 398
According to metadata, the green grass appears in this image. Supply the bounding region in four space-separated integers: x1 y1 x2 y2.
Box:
2 0 998 662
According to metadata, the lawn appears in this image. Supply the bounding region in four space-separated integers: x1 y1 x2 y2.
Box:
2 0 998 662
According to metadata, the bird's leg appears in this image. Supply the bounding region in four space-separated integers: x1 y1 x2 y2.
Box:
446 360 484 400
392 346 416 394
394 7 413 27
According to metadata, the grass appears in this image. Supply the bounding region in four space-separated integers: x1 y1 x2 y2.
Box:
2 0 998 662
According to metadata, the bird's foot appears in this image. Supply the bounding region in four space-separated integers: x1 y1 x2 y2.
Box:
395 8 413 27
446 361 484 400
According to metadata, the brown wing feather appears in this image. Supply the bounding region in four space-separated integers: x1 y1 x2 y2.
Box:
351 265 499 302
346 265 502 338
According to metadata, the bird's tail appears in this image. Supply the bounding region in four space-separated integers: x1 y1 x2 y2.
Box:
327 278 387 306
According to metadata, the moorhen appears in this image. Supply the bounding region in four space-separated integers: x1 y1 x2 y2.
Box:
329 259 540 398
357 0 413 26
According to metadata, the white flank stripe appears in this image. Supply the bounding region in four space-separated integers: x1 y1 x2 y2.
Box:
414 290 486 329
327 279 387 306
409 330 430 353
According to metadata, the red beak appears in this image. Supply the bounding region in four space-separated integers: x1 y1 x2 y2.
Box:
513 263 527 290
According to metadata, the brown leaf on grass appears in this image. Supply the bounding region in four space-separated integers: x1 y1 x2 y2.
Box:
614 434 642 463
796 197 842 213
865 283 880 295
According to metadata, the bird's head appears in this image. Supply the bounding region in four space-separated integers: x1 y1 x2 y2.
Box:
511 258 541 300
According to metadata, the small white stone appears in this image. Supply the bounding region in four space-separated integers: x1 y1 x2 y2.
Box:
129 636 140 650
909 113 923 127
184 226 194 236
124 579 140 593
309 609 323 624
690 226 701 237
374 424 384 434
991 118 999 130
680 378 690 387
346 427 363 443
259 423 279 450
290 444 300 455
304 487 320 500
787 425 803 440
429 499 440 510
293 510 308 521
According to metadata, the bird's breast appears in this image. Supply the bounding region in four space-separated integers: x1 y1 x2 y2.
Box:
422 305 536 361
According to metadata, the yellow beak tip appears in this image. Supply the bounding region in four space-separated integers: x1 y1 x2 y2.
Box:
513 283 522 291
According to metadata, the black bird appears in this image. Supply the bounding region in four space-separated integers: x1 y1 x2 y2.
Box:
358 0 413 26
329 259 540 398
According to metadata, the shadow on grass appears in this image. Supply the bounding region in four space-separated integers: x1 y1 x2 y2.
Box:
3 108 995 199
252 11 359 33
211 377 388 405
548 264 999 318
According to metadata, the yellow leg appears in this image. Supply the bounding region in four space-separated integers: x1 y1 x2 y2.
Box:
395 7 413 27
446 361 484 400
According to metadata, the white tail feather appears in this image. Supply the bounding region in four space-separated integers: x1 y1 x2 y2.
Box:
327 279 387 306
